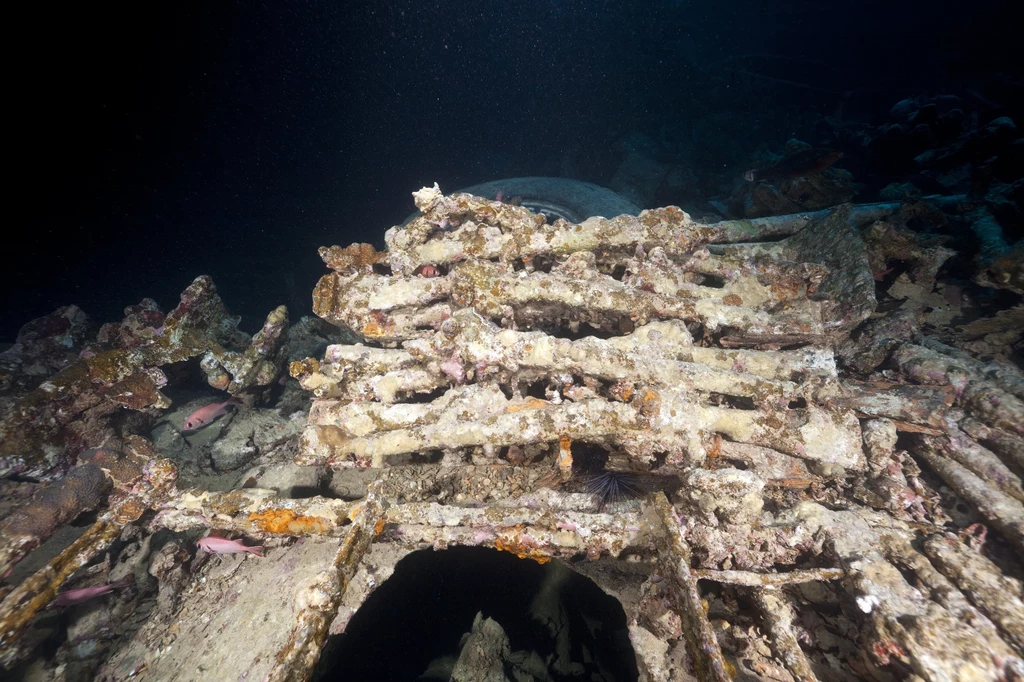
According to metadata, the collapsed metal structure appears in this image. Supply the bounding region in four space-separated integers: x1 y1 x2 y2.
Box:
2 186 1023 680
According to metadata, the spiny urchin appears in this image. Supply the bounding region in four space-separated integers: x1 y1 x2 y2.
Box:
584 470 646 511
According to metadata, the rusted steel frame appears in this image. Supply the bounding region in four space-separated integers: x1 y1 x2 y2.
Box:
913 441 1024 554
263 494 383 682
151 488 356 537
0 520 121 668
960 417 1024 473
751 588 819 682
652 492 732 682
834 380 951 430
692 567 845 587
706 201 901 246
921 533 1024 653
382 502 653 560
921 433 1024 503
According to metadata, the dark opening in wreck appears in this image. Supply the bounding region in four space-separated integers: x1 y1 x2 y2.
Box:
313 546 639 682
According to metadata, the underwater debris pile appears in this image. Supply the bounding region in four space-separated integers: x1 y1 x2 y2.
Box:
2 187 1023 681
0 276 288 482
281 186 1024 679
310 183 880 347
0 305 92 394
829 95 1024 295
0 276 292 669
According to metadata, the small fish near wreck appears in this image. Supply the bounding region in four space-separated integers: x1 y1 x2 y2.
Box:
743 148 844 182
181 398 242 432
413 264 441 278
50 577 133 608
197 536 264 557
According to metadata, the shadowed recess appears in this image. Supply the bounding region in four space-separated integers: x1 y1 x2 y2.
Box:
314 546 638 682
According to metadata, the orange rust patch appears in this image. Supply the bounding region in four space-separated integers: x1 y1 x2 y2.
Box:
362 317 395 338
506 397 549 413
495 526 551 564
609 382 634 402
248 509 330 535
707 433 723 460
722 294 743 306
557 435 573 481
638 388 661 418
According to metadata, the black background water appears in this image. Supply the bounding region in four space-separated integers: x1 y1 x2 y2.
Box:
5 0 1018 340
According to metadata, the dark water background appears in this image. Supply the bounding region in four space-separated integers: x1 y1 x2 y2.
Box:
5 0 1019 340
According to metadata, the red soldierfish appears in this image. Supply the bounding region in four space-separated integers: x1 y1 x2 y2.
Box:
52 577 132 607
743 149 844 183
197 536 264 557
414 264 441 278
182 398 242 431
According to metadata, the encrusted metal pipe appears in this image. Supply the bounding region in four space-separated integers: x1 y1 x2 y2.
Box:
652 492 732 682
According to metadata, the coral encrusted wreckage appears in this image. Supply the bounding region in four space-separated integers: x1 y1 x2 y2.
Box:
3 184 1024 681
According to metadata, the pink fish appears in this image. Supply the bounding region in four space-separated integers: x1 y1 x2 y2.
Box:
414 264 441 278
52 577 132 607
182 398 242 431
197 536 264 557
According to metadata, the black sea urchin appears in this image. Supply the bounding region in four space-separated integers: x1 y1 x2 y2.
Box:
585 471 646 511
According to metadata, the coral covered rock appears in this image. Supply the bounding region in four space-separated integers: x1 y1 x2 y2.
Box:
0 305 92 394
0 277 288 481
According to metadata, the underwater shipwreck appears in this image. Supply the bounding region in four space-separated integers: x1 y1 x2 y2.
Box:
1 178 1023 681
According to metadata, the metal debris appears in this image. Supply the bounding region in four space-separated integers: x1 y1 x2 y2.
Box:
3 186 1024 680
